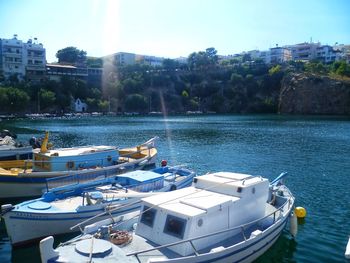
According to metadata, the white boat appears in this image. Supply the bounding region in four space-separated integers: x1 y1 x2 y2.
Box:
346 236 350 259
0 130 33 162
0 134 158 198
40 171 295 263
1 166 196 246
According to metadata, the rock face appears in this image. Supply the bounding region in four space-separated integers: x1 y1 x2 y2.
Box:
279 73 350 115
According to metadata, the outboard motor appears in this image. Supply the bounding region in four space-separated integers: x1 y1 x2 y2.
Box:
29 137 41 149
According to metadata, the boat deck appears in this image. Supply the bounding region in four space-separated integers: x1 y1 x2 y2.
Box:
50 196 84 211
40 145 117 157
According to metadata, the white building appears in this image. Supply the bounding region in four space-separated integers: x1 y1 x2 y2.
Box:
24 38 46 82
333 44 350 63
104 52 165 67
285 42 320 61
136 55 164 66
74 98 87 112
316 45 341 63
0 35 46 82
269 47 292 64
46 63 88 82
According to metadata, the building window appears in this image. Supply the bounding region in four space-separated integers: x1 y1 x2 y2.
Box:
163 214 187 239
140 206 157 227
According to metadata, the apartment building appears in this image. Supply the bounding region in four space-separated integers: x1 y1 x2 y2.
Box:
0 35 46 82
316 45 342 64
333 44 350 63
269 47 292 64
24 38 46 82
113 52 136 66
135 54 164 66
104 52 165 67
46 63 88 82
285 42 320 61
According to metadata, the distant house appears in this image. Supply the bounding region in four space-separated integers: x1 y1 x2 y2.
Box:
74 98 87 112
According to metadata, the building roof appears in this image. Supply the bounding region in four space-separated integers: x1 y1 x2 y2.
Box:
46 63 77 69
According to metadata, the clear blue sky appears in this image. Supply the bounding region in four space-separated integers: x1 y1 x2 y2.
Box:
1 0 349 62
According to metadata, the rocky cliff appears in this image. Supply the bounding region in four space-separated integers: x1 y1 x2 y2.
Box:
279 73 350 115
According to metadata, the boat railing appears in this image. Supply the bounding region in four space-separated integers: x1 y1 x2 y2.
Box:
118 137 158 160
126 192 294 258
45 170 112 193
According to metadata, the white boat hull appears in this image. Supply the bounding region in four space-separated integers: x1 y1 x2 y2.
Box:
0 154 157 199
160 217 288 263
2 202 141 246
2 167 195 246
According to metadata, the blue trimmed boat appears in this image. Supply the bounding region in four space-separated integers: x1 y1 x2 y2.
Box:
39 171 295 263
1 165 196 246
0 133 158 198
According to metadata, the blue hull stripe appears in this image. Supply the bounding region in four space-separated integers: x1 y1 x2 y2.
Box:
9 206 139 221
194 215 289 263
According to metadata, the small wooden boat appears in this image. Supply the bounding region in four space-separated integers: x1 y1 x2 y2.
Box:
0 133 158 198
1 166 195 246
39 171 295 263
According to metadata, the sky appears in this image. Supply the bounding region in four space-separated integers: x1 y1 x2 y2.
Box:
1 0 350 63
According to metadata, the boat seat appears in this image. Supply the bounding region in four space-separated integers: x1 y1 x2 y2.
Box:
86 191 103 205
164 172 176 182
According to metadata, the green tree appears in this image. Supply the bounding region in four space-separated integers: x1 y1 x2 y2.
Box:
242 53 252 62
0 88 9 111
230 73 243 85
335 61 350 77
56 47 87 65
205 47 218 65
268 65 281 75
122 77 143 94
187 47 218 70
39 89 56 111
86 57 103 68
162 59 179 70
98 100 109 112
0 87 30 112
86 98 98 111
124 94 148 112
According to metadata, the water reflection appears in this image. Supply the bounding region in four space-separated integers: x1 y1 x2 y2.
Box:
255 233 298 263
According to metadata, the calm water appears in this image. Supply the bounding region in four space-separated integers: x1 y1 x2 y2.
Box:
0 114 350 263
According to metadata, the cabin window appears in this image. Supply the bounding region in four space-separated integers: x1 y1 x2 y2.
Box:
140 206 157 227
163 215 186 239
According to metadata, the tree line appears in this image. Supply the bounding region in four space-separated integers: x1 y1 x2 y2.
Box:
0 46 349 114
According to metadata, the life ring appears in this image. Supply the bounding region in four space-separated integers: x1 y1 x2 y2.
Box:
110 230 132 245
66 161 75 169
170 184 177 191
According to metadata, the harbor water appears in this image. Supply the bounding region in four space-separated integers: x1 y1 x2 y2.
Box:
0 114 349 262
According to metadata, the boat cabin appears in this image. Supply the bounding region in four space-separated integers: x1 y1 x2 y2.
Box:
33 145 119 172
136 172 269 256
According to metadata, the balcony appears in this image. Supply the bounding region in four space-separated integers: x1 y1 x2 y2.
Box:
26 64 46 71
2 51 22 57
